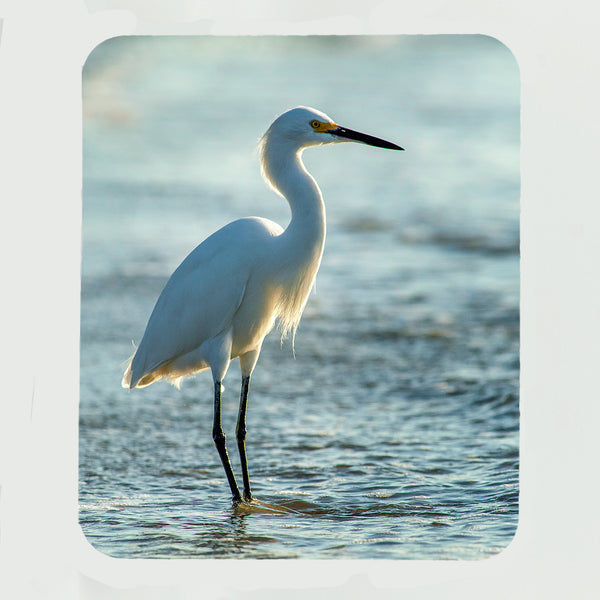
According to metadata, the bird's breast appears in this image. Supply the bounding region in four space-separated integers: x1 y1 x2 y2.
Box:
227 217 324 357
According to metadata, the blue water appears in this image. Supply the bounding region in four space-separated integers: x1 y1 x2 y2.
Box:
79 35 519 559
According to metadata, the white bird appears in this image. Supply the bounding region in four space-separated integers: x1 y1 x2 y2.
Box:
122 106 403 504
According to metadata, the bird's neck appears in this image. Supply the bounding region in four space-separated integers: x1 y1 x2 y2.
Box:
261 140 326 251
259 136 327 341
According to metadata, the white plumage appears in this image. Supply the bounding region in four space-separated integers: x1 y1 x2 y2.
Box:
122 106 402 504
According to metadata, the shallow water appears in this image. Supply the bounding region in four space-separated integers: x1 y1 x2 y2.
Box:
79 35 519 559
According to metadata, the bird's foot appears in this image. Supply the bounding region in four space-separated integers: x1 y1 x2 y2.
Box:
231 493 254 507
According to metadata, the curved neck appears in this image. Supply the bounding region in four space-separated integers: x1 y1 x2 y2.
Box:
259 134 327 341
260 139 326 247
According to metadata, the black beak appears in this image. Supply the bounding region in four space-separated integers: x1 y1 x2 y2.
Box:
328 126 404 151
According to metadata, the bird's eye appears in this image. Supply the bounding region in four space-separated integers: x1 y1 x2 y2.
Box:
311 120 321 130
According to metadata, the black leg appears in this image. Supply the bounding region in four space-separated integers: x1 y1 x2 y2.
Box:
212 380 241 503
236 375 253 501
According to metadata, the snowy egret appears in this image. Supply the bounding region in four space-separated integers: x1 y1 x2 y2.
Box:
122 106 403 504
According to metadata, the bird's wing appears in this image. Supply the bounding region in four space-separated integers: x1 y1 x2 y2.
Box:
129 217 281 386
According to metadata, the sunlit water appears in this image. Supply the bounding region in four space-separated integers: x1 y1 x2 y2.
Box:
80 35 519 559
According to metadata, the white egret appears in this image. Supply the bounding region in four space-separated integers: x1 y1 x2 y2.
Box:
122 106 403 504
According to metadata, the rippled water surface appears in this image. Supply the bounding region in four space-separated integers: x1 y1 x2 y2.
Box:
80 35 519 559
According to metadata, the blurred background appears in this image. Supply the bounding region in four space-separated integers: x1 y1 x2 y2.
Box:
80 35 519 559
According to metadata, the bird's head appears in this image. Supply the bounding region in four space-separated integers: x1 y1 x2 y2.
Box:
264 106 404 151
